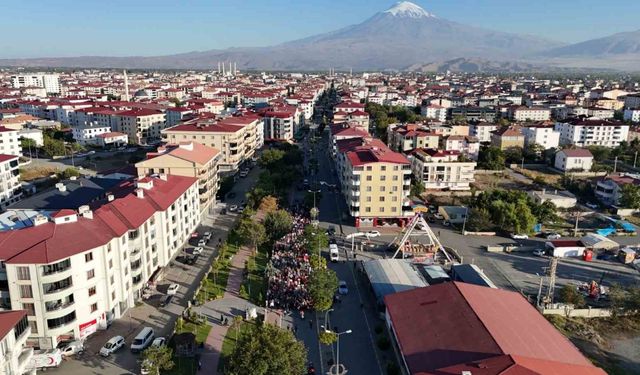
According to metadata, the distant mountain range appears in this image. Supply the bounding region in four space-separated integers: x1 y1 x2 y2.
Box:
1 1 639 71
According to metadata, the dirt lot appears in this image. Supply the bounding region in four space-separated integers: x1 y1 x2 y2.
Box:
473 172 530 191
547 315 640 374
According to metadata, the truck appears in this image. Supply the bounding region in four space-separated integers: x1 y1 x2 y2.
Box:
29 349 63 369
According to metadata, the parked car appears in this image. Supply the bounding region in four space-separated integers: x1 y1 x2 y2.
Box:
167 284 179 295
160 294 173 307
229 204 238 212
546 233 561 240
197 239 207 247
433 213 444 220
366 230 381 238
59 340 84 357
239 169 249 178
203 232 212 241
510 233 529 240
151 337 166 348
338 280 348 295
533 249 546 257
100 336 125 357
192 246 204 255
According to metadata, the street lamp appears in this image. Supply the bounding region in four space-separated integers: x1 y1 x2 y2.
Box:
323 327 352 375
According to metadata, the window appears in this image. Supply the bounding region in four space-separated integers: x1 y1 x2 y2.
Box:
90 303 98 313
16 266 30 280
22 303 35 316
108 259 113 269
366 186 372 192
110 275 114 285
380 207 385 212
392 175 399 181
365 207 371 212
29 321 38 334
87 269 95 280
111 291 116 301
88 286 96 297
20 285 33 298
380 186 386 192
85 252 93 262
380 166 386 171
391 207 397 212
366 196 372 202
366 166 372 171
380 175 386 181
392 196 398 202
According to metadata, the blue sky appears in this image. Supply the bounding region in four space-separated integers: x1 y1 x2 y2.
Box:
2 0 638 58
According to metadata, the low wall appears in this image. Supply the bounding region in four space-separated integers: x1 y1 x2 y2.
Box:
463 231 496 236
475 169 504 175
540 306 612 318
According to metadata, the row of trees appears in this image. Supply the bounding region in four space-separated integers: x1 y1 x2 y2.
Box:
365 102 424 141
477 144 554 170
246 144 303 208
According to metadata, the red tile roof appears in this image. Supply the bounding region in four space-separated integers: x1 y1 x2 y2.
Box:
0 310 26 340
560 149 593 158
0 154 18 163
336 137 409 166
384 282 604 375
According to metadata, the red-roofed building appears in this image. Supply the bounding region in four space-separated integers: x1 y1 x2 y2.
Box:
0 310 32 375
554 148 593 172
335 137 412 227
113 108 166 145
96 131 129 148
0 174 200 346
0 126 21 157
411 149 477 191
388 124 440 153
384 282 606 375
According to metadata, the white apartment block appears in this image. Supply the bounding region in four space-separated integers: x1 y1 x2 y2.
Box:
114 109 166 145
0 311 34 375
0 174 200 348
11 74 60 94
510 107 551 122
555 119 629 148
624 94 640 109
469 123 497 143
411 149 476 191
0 127 22 157
521 125 560 149
624 109 640 123
421 105 447 122
0 155 21 210
263 112 294 141
72 123 112 146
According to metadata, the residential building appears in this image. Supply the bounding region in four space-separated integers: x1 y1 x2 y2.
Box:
420 105 447 122
410 149 476 191
387 124 439 153
521 124 560 149
0 174 200 348
0 310 34 375
469 122 497 143
72 123 112 146
136 142 220 215
0 154 21 210
595 173 640 206
114 109 166 145
529 190 577 209
490 126 524 150
329 123 370 156
96 132 128 148
442 135 480 160
624 94 640 109
449 106 496 122
384 282 606 375
165 107 194 127
0 126 22 157
333 102 365 114
555 118 629 148
263 111 295 141
624 109 640 123
509 106 551 121
11 74 60 94
554 149 593 172
18 128 44 147
335 137 412 228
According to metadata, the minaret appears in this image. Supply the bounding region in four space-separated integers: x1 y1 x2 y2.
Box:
234 62 237 75
218 61 221 74
222 62 225 76
123 70 130 101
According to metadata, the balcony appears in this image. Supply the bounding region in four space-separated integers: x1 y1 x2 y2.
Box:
351 180 360 186
17 347 34 372
43 276 73 295
131 260 142 271
47 311 76 330
45 295 75 312
130 248 142 261
351 190 360 197
41 259 71 277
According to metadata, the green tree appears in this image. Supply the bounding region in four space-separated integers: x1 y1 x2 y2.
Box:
258 149 286 168
466 208 493 232
303 225 329 256
477 145 505 170
558 285 584 307
504 146 524 165
227 323 306 375
237 217 267 253
263 209 293 242
586 146 611 162
42 136 66 157
20 138 37 149
59 167 80 180
531 200 558 224
619 184 640 209
410 179 425 198
308 268 338 311
319 330 337 345
141 346 174 375
309 254 327 270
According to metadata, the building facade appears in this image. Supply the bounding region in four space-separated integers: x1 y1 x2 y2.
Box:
114 109 166 145
0 126 22 157
555 118 629 148
410 149 476 191
521 125 560 149
0 311 34 375
0 154 21 210
554 149 594 172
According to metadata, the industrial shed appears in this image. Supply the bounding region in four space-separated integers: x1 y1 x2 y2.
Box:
362 259 428 304
580 233 619 251
545 240 586 257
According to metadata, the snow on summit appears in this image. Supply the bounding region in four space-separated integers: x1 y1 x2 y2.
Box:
383 1 435 18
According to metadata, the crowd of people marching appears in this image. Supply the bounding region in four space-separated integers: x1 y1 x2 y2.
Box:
267 212 312 314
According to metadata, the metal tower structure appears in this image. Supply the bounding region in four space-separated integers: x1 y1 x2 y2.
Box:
390 213 452 263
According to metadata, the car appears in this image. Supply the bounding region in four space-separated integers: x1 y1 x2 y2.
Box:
585 202 599 209
192 246 204 255
185 255 198 265
239 169 249 178
533 249 546 257
433 213 444 220
366 230 381 238
100 336 125 357
160 294 173 307
203 232 212 240
510 233 529 240
59 340 84 357
167 284 179 295
151 337 166 348
197 239 207 247
338 281 348 295
229 205 238 212
328 238 337 245
546 233 561 240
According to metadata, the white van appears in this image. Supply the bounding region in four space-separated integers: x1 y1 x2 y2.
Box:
130 327 155 353
329 244 339 262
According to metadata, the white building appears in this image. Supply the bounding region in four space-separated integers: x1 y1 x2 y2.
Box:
509 106 551 122
594 174 640 206
0 310 34 375
72 123 112 146
0 154 21 210
521 125 560 149
18 128 44 147
263 111 294 141
96 132 129 148
624 109 640 123
555 118 629 148
421 105 447 122
554 149 593 172
11 74 60 94
469 123 497 143
411 149 476 191
0 126 22 157
0 174 200 348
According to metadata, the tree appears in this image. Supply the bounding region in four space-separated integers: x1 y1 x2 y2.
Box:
227 323 306 375
59 167 80 180
309 254 327 270
466 208 493 232
558 285 584 307
619 184 640 209
237 217 267 253
504 146 524 165
303 225 329 255
410 179 425 198
319 330 338 345
258 149 285 168
477 145 505 170
20 138 37 149
258 195 278 212
263 209 293 242
42 136 66 157
308 268 338 311
141 345 174 375
531 200 558 224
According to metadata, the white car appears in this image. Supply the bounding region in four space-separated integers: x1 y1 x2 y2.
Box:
167 284 179 295
99 336 125 357
510 233 529 240
229 205 238 212
192 246 204 255
338 281 348 295
203 232 212 240
197 239 207 247
533 249 546 257
546 233 561 240
366 230 381 238
151 337 166 348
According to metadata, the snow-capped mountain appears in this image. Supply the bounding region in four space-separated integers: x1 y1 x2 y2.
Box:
384 1 436 18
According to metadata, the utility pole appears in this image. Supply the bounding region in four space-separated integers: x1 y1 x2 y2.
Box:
461 206 469 235
634 151 638 168
573 210 581 237
614 156 618 173
544 257 558 305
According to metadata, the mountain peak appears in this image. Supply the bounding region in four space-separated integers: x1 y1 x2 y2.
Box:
384 1 435 18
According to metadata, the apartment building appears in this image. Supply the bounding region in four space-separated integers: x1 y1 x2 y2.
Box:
11 74 60 94
521 124 560 149
114 109 166 145
554 149 593 172
624 109 640 123
329 123 370 156
0 126 22 157
96 132 128 148
136 142 220 215
490 126 525 150
555 118 629 148
263 111 295 141
509 106 551 122
334 102 365 114
333 110 370 131
442 135 480 160
594 173 639 206
469 122 497 143
449 106 496 122
624 94 640 109
162 114 261 174
71 123 112 146
0 174 200 348
387 124 439 153
410 149 476 191
0 310 34 375
335 137 412 228
0 154 21 210
421 105 447 122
